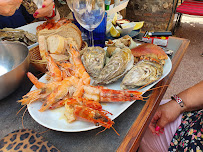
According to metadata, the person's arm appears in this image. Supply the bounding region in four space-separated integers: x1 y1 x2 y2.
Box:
0 0 22 16
33 0 60 21
149 80 203 134
178 80 203 112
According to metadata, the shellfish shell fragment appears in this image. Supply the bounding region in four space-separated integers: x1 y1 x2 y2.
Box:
93 48 134 85
120 60 163 89
81 47 106 79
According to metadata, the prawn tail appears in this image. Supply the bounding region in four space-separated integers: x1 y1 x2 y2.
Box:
27 72 45 89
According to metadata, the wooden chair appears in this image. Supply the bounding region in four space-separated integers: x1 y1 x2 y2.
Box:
172 0 203 34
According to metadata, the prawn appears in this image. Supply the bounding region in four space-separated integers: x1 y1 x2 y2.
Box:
73 105 114 129
46 54 62 82
64 98 118 135
63 97 113 127
68 44 91 85
57 61 75 78
83 85 143 102
39 76 81 112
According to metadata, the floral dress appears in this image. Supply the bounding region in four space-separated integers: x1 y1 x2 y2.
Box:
168 109 203 152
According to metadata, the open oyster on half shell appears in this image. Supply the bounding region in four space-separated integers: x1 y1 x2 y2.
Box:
81 47 106 79
0 28 38 46
93 47 134 85
120 60 163 89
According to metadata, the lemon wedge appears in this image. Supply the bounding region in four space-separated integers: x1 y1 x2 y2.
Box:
106 21 113 34
110 25 120 37
112 13 117 25
133 21 144 30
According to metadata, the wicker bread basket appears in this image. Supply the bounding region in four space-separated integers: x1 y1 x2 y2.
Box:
29 41 88 73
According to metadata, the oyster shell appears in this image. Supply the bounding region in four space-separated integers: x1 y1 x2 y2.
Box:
22 0 38 14
0 28 37 46
120 60 163 89
81 47 106 78
93 47 134 85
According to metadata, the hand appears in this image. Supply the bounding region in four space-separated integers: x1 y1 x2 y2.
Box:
148 100 181 135
33 0 55 18
0 0 22 16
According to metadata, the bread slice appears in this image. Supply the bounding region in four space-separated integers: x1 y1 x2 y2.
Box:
38 22 82 50
38 35 48 60
49 54 69 61
47 35 66 54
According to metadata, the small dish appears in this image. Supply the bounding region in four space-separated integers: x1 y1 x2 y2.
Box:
106 29 141 40
118 22 136 36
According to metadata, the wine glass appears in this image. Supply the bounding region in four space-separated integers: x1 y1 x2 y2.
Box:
67 0 88 41
72 0 105 46
66 0 74 12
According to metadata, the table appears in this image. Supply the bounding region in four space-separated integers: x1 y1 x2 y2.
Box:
0 36 189 152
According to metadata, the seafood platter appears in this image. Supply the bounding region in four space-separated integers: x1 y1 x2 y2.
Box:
18 19 172 133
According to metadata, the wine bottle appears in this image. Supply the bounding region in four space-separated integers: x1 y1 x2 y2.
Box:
105 0 111 10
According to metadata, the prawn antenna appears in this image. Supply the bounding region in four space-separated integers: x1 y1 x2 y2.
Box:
96 126 120 136
146 85 169 92
22 107 28 129
96 127 107 136
16 105 26 115
138 81 154 90
39 129 50 135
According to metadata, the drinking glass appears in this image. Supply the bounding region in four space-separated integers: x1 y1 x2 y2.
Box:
67 0 88 41
66 0 74 11
72 0 105 46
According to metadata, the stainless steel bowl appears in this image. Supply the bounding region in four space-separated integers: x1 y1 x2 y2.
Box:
0 41 30 100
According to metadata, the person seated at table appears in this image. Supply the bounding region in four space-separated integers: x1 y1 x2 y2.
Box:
0 0 60 29
139 80 203 152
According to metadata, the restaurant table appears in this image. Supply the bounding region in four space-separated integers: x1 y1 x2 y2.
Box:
0 36 189 152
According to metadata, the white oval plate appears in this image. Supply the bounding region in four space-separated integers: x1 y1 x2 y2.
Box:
27 56 172 132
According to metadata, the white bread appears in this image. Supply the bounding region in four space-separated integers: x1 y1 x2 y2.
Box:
38 35 48 60
47 35 66 54
38 22 82 50
49 54 69 61
64 103 76 123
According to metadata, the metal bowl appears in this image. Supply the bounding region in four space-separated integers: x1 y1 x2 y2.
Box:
0 41 30 100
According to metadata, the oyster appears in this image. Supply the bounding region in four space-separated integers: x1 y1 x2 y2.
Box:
0 28 37 46
121 60 163 89
22 0 38 14
81 47 106 78
93 47 134 85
